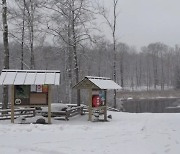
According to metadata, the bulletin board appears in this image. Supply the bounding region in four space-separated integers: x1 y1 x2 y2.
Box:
14 85 48 106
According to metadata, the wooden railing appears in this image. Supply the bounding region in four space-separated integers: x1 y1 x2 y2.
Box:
41 105 84 120
0 102 11 109
0 108 36 120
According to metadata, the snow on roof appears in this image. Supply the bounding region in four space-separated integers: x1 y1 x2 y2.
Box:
86 76 111 80
0 69 60 85
74 76 122 90
89 78 121 90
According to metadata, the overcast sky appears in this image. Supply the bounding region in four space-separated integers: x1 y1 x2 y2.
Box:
99 0 180 50
1 0 180 51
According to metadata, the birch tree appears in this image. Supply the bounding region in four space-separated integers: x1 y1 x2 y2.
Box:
44 0 94 105
1 0 9 109
21 0 25 70
98 0 119 108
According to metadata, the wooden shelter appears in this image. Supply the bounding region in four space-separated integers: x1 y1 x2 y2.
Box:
73 76 121 121
0 69 60 124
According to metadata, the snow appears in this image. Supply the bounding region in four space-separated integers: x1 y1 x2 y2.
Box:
3 72 17 85
89 79 122 90
41 103 68 112
0 72 6 84
14 72 26 85
55 73 61 85
86 76 111 80
25 73 36 85
0 112 180 154
0 70 60 85
35 73 46 85
45 73 56 85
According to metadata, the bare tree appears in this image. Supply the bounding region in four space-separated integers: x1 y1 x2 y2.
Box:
44 0 94 105
117 43 128 89
141 47 151 91
97 0 119 108
9 0 45 70
1 0 9 109
148 43 159 89
8 0 28 69
159 43 168 90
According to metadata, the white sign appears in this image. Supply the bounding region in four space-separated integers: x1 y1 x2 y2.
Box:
36 85 42 92
15 99 21 105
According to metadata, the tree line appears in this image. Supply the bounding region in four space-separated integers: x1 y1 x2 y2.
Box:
0 0 180 107
0 41 180 103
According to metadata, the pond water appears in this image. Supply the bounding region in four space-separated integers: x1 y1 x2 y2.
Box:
122 98 180 113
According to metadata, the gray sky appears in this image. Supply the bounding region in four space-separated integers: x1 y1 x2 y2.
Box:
2 0 180 50
100 0 180 49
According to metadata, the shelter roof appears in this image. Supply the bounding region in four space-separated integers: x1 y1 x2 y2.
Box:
73 76 122 90
0 69 60 85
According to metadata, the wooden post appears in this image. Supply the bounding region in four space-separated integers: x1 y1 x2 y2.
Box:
11 85 14 123
48 85 52 124
104 90 107 121
88 88 92 121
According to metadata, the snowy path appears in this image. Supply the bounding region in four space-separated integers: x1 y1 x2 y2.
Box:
0 112 180 154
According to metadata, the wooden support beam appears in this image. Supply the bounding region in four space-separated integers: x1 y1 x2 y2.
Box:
88 88 92 121
48 85 52 124
104 90 107 121
11 85 14 123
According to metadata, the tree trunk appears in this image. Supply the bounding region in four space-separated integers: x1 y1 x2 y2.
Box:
30 0 35 69
153 52 158 89
2 0 9 109
113 40 117 108
67 22 73 104
135 60 138 89
112 0 118 109
120 54 124 89
21 0 26 70
160 52 164 90
146 52 150 91
72 1 80 106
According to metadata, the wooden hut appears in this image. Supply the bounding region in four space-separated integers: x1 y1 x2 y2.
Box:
73 76 121 121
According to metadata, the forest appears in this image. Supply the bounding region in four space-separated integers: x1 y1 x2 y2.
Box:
1 0 180 105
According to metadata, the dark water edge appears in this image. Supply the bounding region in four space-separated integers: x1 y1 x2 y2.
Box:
122 98 180 113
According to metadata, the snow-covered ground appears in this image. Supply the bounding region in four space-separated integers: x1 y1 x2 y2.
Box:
0 112 180 154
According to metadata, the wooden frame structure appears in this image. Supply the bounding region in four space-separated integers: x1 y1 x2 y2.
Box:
73 76 121 121
0 69 60 124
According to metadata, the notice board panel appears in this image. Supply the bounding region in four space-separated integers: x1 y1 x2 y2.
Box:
30 93 48 105
14 85 30 105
